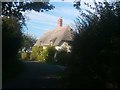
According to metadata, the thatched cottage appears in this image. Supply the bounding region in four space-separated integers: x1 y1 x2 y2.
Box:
34 18 74 52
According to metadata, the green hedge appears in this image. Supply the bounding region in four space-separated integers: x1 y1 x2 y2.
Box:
30 46 45 62
21 52 30 60
45 46 56 63
29 46 70 64
55 50 71 65
30 46 56 62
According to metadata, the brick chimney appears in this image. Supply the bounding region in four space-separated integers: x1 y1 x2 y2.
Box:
57 17 62 27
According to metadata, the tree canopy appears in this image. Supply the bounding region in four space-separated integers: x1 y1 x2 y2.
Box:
2 1 55 25
21 34 36 49
63 1 120 88
2 0 55 84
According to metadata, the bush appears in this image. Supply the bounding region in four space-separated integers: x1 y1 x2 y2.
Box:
30 46 56 63
45 46 56 63
21 52 27 60
21 52 31 60
30 46 48 62
55 50 71 65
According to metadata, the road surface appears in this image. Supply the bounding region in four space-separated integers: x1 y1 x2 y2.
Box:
3 61 65 88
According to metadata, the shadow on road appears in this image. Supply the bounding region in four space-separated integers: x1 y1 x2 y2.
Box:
3 61 65 88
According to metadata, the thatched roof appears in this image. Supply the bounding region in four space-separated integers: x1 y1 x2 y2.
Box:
34 25 74 46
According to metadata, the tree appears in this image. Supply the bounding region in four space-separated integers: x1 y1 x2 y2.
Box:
2 16 23 84
21 34 36 50
2 0 55 83
62 1 120 88
2 1 54 24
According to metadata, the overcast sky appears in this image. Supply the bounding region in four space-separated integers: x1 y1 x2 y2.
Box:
22 0 114 39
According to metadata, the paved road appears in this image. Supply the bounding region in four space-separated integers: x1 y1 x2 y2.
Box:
3 61 65 88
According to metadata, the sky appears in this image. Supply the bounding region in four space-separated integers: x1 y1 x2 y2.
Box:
22 0 114 39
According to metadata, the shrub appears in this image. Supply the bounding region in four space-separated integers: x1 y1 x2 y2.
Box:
30 46 56 63
21 52 27 60
21 52 31 60
45 46 56 63
30 46 47 62
55 50 71 65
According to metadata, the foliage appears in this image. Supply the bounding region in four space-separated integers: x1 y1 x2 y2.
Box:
21 34 36 49
2 0 54 84
30 46 56 63
2 17 22 65
21 52 27 60
55 50 71 65
21 52 31 60
2 0 55 63
30 46 44 61
2 1 55 24
45 46 56 63
63 1 120 88
2 17 23 83
30 46 43 60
